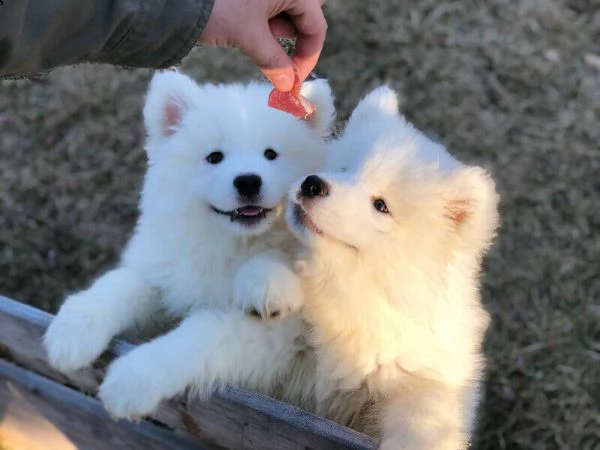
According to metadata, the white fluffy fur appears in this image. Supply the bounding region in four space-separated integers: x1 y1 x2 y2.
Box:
43 70 334 419
286 86 500 449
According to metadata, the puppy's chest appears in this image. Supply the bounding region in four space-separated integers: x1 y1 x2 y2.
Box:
158 256 237 313
304 274 429 396
311 318 399 393
155 247 267 315
156 229 294 315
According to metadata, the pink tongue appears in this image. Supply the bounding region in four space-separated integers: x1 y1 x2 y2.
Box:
238 206 262 216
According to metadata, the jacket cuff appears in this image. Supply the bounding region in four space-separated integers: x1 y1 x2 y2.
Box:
103 0 215 69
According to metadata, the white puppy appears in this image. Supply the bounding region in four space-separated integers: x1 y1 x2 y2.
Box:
286 86 500 450
44 70 334 418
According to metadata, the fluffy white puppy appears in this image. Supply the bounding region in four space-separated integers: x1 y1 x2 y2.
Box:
287 86 500 450
44 70 334 418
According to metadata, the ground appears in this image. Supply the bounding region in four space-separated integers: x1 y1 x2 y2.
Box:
0 1 598 449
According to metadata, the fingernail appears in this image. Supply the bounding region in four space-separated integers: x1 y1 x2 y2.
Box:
270 73 294 92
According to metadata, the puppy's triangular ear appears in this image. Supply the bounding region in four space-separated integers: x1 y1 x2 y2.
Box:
143 70 199 142
300 79 336 138
349 85 400 124
324 86 404 173
444 166 500 255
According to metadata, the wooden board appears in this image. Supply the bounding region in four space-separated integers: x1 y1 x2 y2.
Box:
0 359 210 450
0 295 376 449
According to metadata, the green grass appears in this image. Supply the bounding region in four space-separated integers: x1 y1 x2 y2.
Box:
1 1 599 448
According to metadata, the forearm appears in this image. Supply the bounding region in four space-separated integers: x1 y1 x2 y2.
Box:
98 309 308 419
0 0 214 77
44 267 158 372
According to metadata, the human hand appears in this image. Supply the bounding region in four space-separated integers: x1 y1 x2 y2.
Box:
198 0 327 92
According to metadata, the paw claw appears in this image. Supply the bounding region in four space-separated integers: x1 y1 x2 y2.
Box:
245 307 282 320
247 308 262 318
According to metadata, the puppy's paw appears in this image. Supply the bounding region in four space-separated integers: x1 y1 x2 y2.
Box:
44 296 112 373
98 349 167 420
234 258 304 320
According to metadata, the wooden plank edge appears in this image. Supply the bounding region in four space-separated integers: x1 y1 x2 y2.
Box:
0 359 215 450
0 295 376 449
216 386 375 449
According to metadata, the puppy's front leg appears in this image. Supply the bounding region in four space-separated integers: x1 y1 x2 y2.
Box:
99 309 306 420
234 249 304 319
380 384 470 450
44 267 157 373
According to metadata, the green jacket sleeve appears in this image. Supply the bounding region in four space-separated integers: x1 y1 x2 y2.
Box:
0 0 215 78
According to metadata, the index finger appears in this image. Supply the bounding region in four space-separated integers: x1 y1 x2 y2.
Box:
285 0 328 82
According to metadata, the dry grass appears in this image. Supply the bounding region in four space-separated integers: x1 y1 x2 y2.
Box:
1 0 599 448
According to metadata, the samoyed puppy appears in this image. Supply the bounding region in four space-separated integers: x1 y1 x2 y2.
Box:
44 70 334 418
286 86 500 449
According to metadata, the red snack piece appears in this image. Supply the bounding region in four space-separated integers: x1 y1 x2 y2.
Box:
268 67 316 119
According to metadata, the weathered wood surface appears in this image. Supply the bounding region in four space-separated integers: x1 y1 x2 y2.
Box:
0 359 209 450
0 295 377 449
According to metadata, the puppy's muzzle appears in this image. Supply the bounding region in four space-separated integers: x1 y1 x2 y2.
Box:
300 175 329 198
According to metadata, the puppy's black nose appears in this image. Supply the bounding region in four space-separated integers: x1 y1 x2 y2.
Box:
300 175 329 198
234 174 262 198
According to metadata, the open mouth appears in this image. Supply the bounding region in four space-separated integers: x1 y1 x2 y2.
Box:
212 205 272 226
292 203 322 235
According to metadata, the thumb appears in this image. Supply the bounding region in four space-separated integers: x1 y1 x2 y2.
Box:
241 26 296 92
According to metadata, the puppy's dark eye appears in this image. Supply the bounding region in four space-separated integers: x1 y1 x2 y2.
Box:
264 148 278 161
373 198 389 213
206 151 224 164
